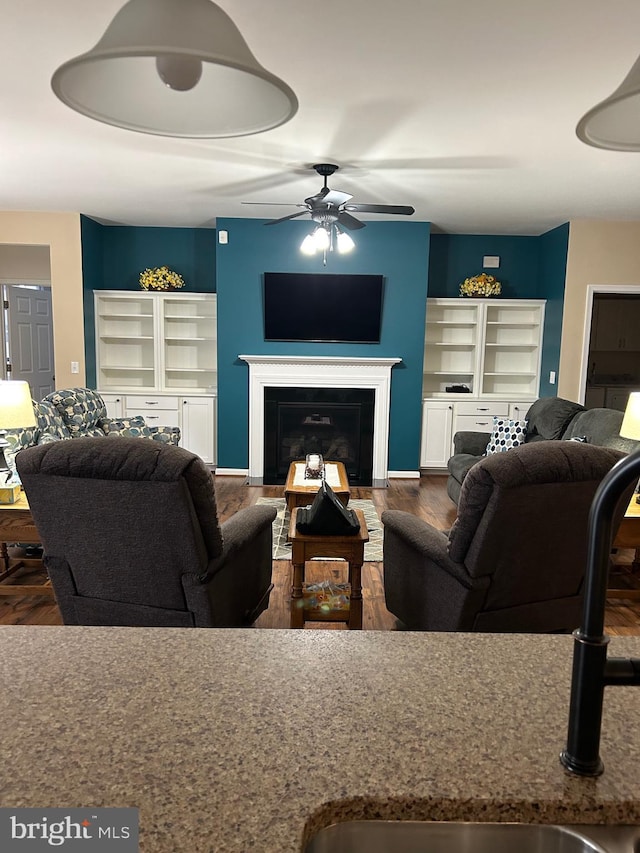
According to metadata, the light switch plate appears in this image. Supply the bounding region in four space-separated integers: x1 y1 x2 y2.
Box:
483 255 500 268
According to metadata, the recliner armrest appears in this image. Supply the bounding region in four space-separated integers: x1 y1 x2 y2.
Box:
452 430 490 456
219 505 277 557
381 509 473 588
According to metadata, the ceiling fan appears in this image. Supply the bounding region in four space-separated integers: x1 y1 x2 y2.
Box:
243 163 415 230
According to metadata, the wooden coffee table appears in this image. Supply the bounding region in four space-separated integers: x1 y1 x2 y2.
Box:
288 507 368 630
284 460 350 513
0 490 54 598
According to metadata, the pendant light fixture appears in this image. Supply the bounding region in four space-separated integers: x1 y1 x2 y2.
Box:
51 0 298 138
576 55 640 150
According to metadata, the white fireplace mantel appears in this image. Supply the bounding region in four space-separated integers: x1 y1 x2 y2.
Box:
239 355 402 486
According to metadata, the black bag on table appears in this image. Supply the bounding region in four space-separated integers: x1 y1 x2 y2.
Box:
295 480 361 536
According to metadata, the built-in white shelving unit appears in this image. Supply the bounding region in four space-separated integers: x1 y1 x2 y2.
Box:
94 291 217 463
421 297 545 468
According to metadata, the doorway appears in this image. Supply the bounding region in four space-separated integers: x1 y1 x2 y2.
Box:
581 285 640 411
2 284 55 398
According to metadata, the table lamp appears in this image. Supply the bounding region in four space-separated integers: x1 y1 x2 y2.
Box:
0 381 37 474
620 391 640 502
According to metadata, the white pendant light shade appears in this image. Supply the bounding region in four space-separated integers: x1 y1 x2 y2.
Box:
313 227 330 251
576 55 640 150
51 0 298 138
336 230 355 254
300 234 317 255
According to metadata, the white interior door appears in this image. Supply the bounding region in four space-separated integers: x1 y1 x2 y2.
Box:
5 284 55 398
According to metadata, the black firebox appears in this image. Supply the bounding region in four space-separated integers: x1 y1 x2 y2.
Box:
263 387 375 486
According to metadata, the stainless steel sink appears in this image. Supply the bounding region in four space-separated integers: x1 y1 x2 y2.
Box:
304 821 640 853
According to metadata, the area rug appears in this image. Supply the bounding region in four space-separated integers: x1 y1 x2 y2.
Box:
256 497 383 561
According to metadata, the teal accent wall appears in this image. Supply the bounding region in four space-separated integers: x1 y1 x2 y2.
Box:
80 215 105 386
538 223 569 397
215 217 431 472
80 217 569 472
427 234 540 297
428 229 568 398
80 216 216 386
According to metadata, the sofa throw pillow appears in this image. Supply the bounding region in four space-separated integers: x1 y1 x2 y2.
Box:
485 418 528 454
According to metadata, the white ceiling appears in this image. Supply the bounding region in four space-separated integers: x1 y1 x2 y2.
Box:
3 0 640 235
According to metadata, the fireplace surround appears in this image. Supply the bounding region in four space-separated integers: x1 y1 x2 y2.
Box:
239 355 401 486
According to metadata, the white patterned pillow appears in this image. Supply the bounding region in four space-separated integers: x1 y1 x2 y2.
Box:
485 418 528 454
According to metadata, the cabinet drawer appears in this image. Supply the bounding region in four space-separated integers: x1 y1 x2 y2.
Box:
126 408 181 428
124 395 179 411
455 414 495 433
455 401 509 417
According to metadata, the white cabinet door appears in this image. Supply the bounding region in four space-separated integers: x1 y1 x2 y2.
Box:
420 401 454 468
181 396 215 463
100 393 124 418
509 401 534 420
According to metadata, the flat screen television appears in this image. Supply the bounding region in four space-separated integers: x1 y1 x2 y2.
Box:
263 272 384 343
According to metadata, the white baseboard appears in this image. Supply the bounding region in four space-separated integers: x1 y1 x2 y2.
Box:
387 470 421 479
214 468 249 477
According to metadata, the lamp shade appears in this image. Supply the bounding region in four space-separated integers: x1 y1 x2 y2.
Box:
620 391 640 440
576 55 640 151
0 381 36 429
51 0 298 138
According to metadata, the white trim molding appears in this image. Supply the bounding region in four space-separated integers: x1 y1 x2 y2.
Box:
239 355 402 486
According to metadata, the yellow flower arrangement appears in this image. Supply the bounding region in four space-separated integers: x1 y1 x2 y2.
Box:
459 273 502 297
139 266 185 291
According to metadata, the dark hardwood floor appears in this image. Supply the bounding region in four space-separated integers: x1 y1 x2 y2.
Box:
2 473 639 635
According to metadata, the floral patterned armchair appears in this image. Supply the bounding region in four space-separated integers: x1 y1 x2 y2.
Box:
4 387 180 483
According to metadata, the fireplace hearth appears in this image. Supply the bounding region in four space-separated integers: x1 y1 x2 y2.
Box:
264 387 374 485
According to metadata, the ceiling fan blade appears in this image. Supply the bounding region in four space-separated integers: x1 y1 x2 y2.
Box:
337 211 366 230
344 203 415 215
264 211 310 226
323 190 353 206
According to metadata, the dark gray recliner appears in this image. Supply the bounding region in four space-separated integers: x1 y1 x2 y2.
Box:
16 437 276 627
383 441 631 633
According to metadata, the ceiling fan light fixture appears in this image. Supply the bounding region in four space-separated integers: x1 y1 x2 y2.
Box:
300 234 317 255
336 229 355 254
577 54 640 150
313 226 330 251
50 0 298 138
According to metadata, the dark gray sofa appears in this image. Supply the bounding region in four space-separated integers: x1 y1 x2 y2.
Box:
446 396 639 505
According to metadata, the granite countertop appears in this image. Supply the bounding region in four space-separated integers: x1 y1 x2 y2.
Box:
2 627 640 852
